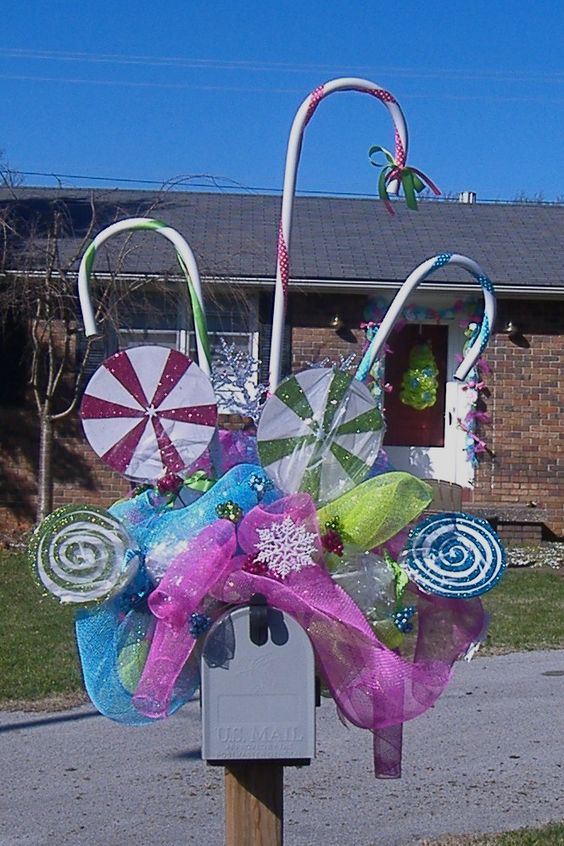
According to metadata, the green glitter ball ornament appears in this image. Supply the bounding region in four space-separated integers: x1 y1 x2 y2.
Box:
215 500 244 522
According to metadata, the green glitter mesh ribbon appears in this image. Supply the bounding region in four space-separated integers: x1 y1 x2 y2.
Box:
399 341 439 410
317 472 433 549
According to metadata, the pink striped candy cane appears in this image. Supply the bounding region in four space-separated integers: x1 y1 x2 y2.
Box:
269 78 410 391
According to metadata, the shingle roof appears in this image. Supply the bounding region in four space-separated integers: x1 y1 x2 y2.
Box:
2 187 564 294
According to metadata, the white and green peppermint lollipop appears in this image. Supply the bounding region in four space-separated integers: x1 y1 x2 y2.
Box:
29 505 139 604
257 367 384 505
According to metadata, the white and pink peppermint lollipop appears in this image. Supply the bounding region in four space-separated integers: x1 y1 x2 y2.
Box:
81 345 217 482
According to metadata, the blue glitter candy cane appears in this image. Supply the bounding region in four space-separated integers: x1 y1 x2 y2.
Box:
355 254 496 383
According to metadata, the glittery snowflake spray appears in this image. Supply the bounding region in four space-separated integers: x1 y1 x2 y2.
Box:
211 338 267 424
307 353 357 371
254 517 318 579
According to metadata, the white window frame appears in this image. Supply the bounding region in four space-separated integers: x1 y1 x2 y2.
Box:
117 294 261 416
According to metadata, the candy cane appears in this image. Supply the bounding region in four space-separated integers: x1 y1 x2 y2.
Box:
269 77 427 391
78 218 211 376
355 253 496 383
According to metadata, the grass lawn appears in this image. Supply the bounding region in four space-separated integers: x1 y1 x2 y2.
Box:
0 549 83 704
420 821 564 845
1 550 562 706
482 569 564 654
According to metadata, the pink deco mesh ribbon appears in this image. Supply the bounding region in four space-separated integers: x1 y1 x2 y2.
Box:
132 520 236 718
133 494 485 777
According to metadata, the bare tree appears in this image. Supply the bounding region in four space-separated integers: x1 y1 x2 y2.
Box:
0 151 23 193
0 188 183 523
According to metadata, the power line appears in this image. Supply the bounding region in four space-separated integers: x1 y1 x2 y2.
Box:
12 168 564 206
3 73 564 104
19 170 266 191
16 168 367 196
2 47 563 100
1 47 564 84
0 73 302 94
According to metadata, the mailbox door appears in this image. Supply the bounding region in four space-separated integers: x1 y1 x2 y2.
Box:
201 605 315 761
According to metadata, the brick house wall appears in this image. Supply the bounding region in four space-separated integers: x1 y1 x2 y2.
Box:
463 298 563 539
290 292 563 540
1 292 561 542
289 290 367 370
0 410 130 535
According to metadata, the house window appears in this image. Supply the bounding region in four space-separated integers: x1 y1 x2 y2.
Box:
116 291 260 415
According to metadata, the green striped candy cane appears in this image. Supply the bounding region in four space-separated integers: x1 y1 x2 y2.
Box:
78 217 211 375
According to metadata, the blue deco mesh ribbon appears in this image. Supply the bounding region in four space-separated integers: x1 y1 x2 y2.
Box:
75 565 200 725
75 464 280 724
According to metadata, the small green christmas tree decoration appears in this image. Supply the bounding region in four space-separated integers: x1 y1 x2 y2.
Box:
399 340 439 410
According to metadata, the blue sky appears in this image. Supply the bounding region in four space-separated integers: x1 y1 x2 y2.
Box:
3 1 564 202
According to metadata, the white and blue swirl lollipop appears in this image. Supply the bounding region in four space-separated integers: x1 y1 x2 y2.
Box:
401 512 506 598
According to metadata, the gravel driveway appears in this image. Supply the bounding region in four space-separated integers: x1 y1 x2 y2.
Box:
1 649 563 846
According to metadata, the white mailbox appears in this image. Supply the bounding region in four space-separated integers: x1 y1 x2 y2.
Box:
201 595 316 764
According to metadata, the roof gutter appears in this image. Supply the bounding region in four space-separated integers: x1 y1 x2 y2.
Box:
203 275 564 299
5 269 563 299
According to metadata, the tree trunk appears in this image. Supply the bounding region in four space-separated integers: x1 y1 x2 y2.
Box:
37 413 54 523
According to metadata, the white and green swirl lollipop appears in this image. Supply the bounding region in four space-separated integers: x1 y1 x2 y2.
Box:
29 505 139 604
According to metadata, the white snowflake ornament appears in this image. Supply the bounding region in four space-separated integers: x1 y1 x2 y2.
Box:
254 517 318 579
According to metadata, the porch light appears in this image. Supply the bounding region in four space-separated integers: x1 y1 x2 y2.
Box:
329 314 344 331
503 320 521 339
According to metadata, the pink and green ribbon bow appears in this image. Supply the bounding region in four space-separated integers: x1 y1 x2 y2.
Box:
369 145 440 214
